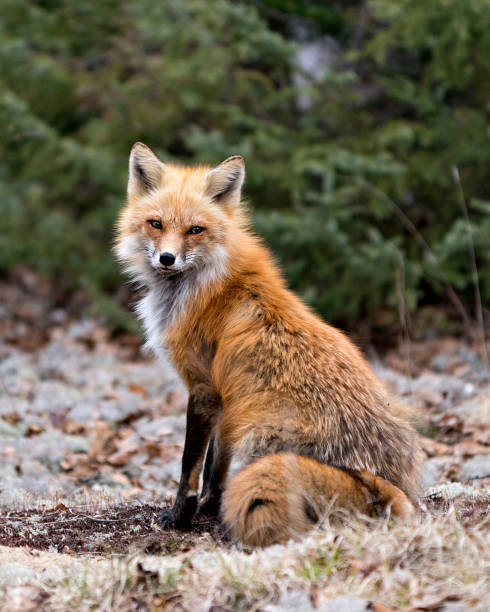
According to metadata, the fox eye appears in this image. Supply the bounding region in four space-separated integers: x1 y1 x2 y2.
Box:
148 219 162 230
187 226 204 235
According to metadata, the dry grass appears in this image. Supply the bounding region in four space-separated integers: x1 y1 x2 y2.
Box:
0 488 488 611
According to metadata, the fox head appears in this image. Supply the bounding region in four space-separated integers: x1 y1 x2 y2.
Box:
115 143 245 285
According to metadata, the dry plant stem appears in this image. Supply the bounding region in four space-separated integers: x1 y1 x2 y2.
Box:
395 254 414 391
0 503 487 611
354 176 473 334
452 166 489 375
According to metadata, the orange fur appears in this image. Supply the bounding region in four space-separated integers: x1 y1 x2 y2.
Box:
222 453 414 547
115 143 421 546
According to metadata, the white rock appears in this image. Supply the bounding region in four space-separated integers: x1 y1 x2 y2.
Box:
0 564 37 587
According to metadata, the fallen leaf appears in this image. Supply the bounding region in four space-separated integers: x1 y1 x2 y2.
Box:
111 472 131 485
411 594 460 610
454 440 490 457
61 452 96 480
430 413 464 444
465 426 490 446
89 421 118 463
370 603 395 612
129 383 147 398
107 441 139 466
4 413 21 425
420 437 451 458
64 421 86 435
25 424 44 437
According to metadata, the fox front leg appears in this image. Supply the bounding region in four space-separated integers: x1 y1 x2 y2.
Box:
158 385 219 529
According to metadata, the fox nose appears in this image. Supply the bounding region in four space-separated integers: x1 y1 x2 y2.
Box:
159 252 176 266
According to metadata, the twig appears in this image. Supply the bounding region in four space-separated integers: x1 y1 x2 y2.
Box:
395 254 414 395
452 166 489 375
0 515 130 526
79 514 132 523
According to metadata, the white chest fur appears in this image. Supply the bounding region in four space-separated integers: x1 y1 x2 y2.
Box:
135 277 194 357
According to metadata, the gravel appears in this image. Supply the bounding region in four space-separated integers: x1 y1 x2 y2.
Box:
0 318 488 509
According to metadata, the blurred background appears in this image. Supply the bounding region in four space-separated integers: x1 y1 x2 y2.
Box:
0 3 489 577
1 0 489 342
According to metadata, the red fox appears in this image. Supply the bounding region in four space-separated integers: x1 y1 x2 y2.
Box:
116 143 421 547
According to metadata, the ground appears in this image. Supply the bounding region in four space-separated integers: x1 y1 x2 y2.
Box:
0 270 488 611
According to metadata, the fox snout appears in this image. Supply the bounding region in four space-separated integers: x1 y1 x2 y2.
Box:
152 235 185 273
159 252 176 267
153 248 184 275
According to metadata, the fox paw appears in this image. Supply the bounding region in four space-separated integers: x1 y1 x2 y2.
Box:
158 495 197 530
198 494 221 518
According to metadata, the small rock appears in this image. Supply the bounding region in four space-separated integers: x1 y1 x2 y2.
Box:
27 431 90 471
264 589 314 612
99 390 141 423
319 596 370 612
135 415 185 442
452 392 490 426
139 460 181 487
430 354 448 372
413 374 471 408
0 419 21 437
0 564 37 587
460 455 490 481
69 401 96 423
421 457 455 490
99 401 122 423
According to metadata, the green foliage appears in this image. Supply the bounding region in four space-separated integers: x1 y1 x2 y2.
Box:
0 0 488 329
256 0 490 324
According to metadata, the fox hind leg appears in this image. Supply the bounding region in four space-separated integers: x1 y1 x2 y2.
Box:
198 434 231 518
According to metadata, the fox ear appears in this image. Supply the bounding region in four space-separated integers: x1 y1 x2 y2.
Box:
128 142 166 197
205 155 245 206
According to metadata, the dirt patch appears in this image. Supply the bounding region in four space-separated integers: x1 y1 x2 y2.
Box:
0 494 487 560
0 503 224 556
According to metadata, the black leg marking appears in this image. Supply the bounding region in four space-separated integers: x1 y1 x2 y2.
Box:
158 386 219 530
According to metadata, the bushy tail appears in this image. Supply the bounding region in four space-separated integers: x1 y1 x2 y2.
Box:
222 452 414 547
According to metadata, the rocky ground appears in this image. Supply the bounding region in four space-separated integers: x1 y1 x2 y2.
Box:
0 271 488 610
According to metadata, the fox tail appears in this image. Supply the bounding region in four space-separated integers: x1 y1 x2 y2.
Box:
222 452 414 547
